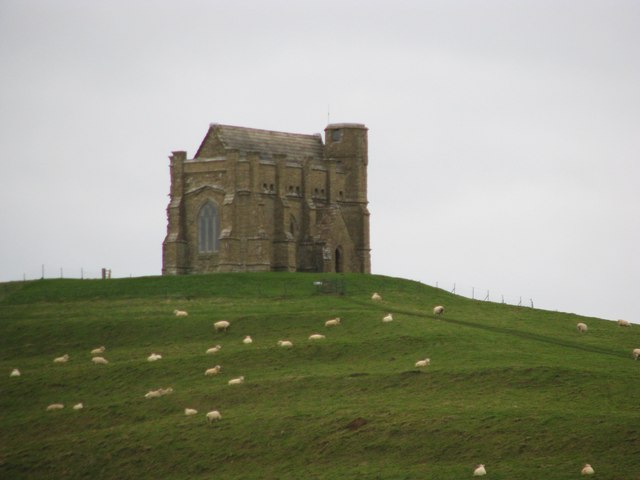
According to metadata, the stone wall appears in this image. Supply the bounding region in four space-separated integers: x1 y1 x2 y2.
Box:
162 123 371 275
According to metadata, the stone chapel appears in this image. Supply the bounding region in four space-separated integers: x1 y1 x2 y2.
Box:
162 123 371 274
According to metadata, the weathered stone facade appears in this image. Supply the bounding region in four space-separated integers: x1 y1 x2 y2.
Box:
162 123 371 274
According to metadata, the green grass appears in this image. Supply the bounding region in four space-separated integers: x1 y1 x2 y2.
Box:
1 273 639 479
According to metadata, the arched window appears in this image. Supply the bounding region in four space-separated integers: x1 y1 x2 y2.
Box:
198 201 219 253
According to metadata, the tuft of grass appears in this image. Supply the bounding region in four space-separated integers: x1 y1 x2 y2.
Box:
1 273 639 479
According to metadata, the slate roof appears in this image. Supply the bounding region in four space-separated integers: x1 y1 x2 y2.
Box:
194 124 324 160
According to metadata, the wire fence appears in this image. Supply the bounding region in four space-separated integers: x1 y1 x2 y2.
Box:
7 266 535 309
434 281 534 308
13 265 115 281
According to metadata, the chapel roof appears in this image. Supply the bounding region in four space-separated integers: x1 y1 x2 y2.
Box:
194 124 324 160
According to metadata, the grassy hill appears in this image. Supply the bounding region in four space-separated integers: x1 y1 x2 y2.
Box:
1 273 639 479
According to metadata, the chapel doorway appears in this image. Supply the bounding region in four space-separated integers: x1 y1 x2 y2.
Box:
335 246 343 273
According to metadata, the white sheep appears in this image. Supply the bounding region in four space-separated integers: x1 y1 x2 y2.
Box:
145 389 162 399
277 340 293 348
632 348 640 360
243 336 253 344
46 403 64 411
92 356 109 365
73 403 84 410
206 410 222 422
577 322 588 333
228 376 244 385
10 368 20 377
53 354 69 364
325 317 341 327
206 345 222 354
371 292 382 301
205 365 222 376
382 313 393 323
473 463 486 476
144 387 173 399
581 463 595 475
90 346 106 355
214 320 231 332
174 309 188 317
415 358 431 368
433 305 445 316
147 353 162 362
185 408 198 416
617 319 630 327
308 334 326 340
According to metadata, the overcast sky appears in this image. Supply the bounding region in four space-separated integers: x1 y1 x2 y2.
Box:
1 0 638 322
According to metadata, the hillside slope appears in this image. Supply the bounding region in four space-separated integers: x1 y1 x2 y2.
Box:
1 273 639 479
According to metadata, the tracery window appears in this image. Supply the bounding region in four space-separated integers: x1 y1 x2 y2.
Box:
198 201 220 253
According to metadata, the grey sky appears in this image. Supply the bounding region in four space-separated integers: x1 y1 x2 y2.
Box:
1 0 638 322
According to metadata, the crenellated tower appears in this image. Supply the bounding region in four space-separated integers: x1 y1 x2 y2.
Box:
323 123 371 273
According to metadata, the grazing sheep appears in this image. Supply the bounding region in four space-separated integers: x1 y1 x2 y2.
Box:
214 320 231 332
325 317 341 327
206 410 222 422
632 348 640 360
90 346 106 355
174 309 188 317
10 368 20 377
145 389 162 399
243 336 253 344
473 463 486 476
415 358 431 368
382 313 393 323
206 345 222 354
205 365 222 376
617 319 630 327
277 340 293 348
91 356 109 365
577 322 588 333
371 292 382 301
433 305 445 316
185 408 198 416
73 403 84 410
144 387 173 399
53 354 69 364
46 403 64 411
308 334 326 341
228 376 244 385
147 353 162 362
581 463 595 475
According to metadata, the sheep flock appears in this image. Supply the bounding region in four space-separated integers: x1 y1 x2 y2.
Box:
6 285 638 478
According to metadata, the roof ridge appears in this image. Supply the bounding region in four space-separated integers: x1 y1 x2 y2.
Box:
211 123 322 140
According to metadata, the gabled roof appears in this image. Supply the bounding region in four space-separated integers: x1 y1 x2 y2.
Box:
194 124 324 160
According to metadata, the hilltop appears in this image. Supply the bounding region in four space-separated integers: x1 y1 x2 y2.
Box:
1 273 639 479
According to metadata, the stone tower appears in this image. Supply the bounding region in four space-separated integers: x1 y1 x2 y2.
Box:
162 123 371 275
